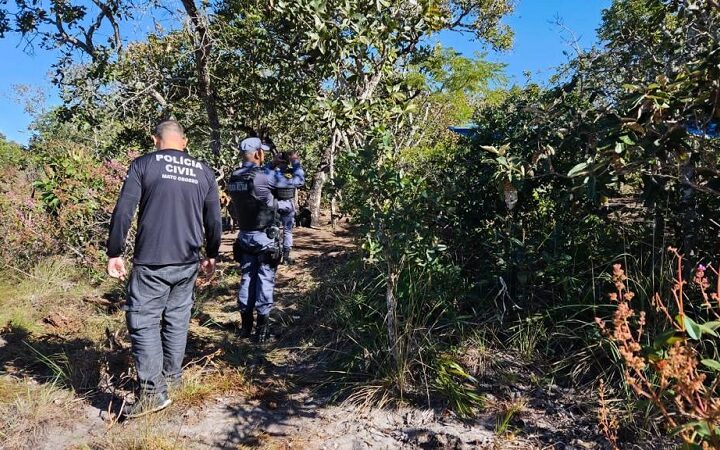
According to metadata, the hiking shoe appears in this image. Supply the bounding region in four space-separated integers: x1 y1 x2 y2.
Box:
122 392 172 419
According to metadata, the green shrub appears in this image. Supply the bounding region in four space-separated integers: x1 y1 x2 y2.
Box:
31 146 127 269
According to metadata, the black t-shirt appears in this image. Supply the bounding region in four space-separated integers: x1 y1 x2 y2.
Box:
106 148 222 265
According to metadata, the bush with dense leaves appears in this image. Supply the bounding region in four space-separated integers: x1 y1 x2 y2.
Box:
0 129 129 271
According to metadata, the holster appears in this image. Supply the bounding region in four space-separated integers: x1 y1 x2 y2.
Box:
260 246 282 267
233 228 283 267
232 240 244 263
265 224 283 267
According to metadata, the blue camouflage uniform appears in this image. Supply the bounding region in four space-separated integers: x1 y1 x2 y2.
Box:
230 160 304 316
279 202 295 252
273 164 305 253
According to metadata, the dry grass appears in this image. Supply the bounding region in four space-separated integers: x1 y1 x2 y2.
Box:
0 259 129 448
84 430 187 450
0 376 77 448
342 381 397 412
172 365 254 408
0 257 260 449
234 433 312 450
78 404 189 450
0 257 102 334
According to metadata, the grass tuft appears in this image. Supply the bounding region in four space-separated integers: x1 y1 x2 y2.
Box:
492 396 528 437
0 257 98 333
0 376 76 449
172 366 253 408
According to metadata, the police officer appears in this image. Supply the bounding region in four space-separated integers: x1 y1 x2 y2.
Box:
270 150 305 264
228 137 304 342
106 120 222 418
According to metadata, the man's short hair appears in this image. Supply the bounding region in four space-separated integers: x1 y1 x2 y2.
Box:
154 120 185 139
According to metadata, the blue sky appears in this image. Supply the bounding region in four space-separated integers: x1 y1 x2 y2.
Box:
0 0 611 145
440 0 612 82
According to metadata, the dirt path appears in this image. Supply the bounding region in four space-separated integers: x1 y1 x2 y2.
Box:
9 221 615 450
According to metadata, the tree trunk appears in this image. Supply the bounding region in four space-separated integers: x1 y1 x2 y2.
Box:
329 143 337 230
181 0 222 156
385 259 402 393
306 133 338 227
307 169 327 227
385 264 398 363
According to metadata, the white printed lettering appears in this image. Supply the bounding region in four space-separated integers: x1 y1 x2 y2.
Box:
157 153 203 170
165 164 197 177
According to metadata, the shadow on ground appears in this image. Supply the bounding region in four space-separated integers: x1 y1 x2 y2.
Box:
0 321 132 417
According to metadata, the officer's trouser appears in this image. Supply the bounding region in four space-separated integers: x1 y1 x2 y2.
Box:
279 209 295 251
236 231 277 316
124 262 198 395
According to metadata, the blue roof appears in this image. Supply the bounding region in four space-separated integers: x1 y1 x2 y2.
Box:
448 125 478 137
687 121 720 138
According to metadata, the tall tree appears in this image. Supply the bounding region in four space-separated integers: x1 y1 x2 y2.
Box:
272 0 514 225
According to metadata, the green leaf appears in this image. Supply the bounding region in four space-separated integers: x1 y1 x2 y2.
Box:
679 315 702 340
622 83 640 92
700 324 719 337
677 420 714 439
701 359 720 372
619 135 635 145
652 329 683 348
567 162 588 177
703 321 720 330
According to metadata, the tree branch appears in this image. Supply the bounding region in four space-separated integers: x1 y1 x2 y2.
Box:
91 0 123 51
181 0 222 155
53 11 94 56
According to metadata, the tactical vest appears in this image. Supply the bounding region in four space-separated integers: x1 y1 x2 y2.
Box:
227 167 276 231
275 167 296 200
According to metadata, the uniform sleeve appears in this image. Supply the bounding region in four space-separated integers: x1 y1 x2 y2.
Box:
267 168 280 189
106 160 142 257
203 174 223 258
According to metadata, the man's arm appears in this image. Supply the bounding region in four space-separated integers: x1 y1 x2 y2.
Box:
107 161 142 259
203 176 222 260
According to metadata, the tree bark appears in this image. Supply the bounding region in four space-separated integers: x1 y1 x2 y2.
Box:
329 133 337 229
306 132 340 227
181 0 222 156
385 259 401 382
679 160 699 279
307 168 327 227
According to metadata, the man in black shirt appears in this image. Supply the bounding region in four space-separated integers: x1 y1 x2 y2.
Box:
106 120 222 418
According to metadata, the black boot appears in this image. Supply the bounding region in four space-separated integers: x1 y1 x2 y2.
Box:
283 249 294 265
253 314 270 344
239 310 253 338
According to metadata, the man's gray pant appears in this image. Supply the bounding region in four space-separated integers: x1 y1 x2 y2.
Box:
124 263 199 394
